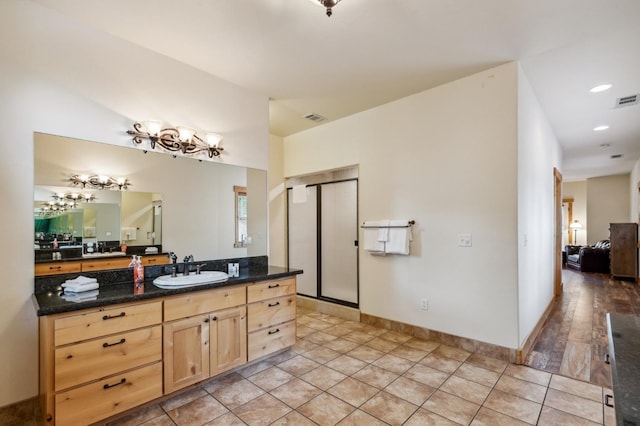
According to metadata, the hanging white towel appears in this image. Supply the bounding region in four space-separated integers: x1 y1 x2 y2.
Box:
363 220 387 254
377 220 390 242
385 220 413 255
292 185 307 204
121 227 137 241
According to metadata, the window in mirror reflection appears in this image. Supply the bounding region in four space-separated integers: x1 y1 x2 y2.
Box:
234 185 247 248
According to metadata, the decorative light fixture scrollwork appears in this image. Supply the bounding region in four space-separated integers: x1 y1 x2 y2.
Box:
70 174 130 190
127 121 224 159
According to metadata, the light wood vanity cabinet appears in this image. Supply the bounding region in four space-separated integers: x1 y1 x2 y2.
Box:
247 278 297 361
40 301 163 426
35 261 82 276
35 254 170 276
39 276 296 425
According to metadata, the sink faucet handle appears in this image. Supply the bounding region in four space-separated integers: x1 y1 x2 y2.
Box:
196 263 206 275
183 254 194 263
167 252 177 264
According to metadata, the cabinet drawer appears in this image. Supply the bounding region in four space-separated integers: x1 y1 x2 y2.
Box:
247 278 296 303
248 320 296 362
54 301 162 346
55 325 162 391
35 261 82 276
82 257 132 271
55 362 162 426
247 295 296 332
164 285 246 322
141 255 170 266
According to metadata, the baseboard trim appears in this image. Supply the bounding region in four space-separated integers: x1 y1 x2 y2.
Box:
516 296 558 364
360 313 517 363
296 295 360 322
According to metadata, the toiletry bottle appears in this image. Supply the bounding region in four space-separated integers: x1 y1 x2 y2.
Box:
52 237 58 249
135 255 145 286
128 255 137 268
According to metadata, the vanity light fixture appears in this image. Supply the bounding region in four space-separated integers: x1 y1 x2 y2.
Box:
70 174 130 191
54 192 96 203
127 121 224 159
309 0 342 17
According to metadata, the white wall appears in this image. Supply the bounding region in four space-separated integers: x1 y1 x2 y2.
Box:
632 159 640 223
285 62 521 348
0 0 268 407
587 174 631 243
269 134 287 267
516 65 563 348
563 181 587 244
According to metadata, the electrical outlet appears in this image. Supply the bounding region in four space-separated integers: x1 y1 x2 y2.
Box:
420 298 429 310
458 233 472 247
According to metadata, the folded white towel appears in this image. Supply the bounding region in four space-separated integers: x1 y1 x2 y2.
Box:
385 220 413 255
64 275 98 285
377 220 390 242
363 221 388 253
62 282 100 293
62 289 99 302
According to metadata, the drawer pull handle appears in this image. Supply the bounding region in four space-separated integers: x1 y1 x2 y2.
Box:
50 266 62 270
268 283 280 289
103 312 126 320
103 338 126 348
148 258 156 263
103 378 126 390
604 354 610 364
268 302 280 307
211 316 218 321
268 328 280 335
605 394 614 407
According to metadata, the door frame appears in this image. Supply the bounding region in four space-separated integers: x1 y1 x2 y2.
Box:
554 168 563 296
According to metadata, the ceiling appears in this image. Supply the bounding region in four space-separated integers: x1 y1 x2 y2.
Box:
34 0 640 181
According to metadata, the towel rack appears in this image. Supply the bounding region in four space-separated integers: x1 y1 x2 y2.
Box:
360 220 415 229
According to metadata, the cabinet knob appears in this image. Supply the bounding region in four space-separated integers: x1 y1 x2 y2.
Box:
204 318 210 323
211 316 218 321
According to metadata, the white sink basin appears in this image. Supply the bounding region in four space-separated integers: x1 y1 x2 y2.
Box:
153 270 229 289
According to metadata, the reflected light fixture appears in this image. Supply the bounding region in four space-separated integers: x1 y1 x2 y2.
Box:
70 174 130 190
590 84 612 93
127 121 224 158
593 125 610 131
310 0 343 17
569 219 583 243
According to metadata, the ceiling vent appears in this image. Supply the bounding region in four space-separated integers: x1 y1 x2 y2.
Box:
614 94 638 108
611 154 623 159
304 113 327 122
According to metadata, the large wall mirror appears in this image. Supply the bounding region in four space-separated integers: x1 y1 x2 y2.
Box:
34 133 267 262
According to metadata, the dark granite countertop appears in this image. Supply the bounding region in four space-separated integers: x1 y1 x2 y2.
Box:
606 313 640 426
33 262 302 316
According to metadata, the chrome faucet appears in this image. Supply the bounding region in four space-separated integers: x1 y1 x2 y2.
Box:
183 255 194 276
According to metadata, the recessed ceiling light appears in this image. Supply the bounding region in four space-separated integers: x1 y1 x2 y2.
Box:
593 125 609 131
590 84 612 93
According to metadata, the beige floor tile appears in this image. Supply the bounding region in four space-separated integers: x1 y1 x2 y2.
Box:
323 325 356 337
322 315 347 325
432 344 471 362
322 338 360 353
326 354 368 375
208 377 265 409
543 388 603 423
503 363 551 387
549 374 603 402
167 395 229 426
267 350 297 365
404 338 440 352
139 415 177 426
160 387 208 411
483 389 542 425
107 404 166 426
297 393 356 425
420 353 463 374
440 375 492 405
378 330 413 344
455 363 501 387
202 411 247 425
270 377 322 409
422 390 481 425
237 360 273 378
389 344 429 362
290 338 319 354
306 319 335 330
470 407 530 426
537 406 601 425
358 324 388 336
299 365 347 390
270 410 317 425
340 320 366 330
360 391 418 426
466 353 509 373
296 325 315 338
343 330 377 344
352 364 399 389
296 315 314 326
384 376 436 406
248 366 294 391
233 394 292 426
365 336 401 352
203 372 244 393
372 353 415 374
302 346 341 364
305 330 339 344
404 363 450 388
404 408 460 426
336 409 388 425
276 355 320 377
328 377 379 407
346 345 385 363
494 374 547 404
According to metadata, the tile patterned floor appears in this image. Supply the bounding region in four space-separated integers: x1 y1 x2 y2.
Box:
96 307 616 426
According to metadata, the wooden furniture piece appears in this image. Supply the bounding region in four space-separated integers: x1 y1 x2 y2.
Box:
34 254 170 276
39 276 296 425
609 223 638 281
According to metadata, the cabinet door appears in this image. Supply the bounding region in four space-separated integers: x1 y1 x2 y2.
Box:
163 315 210 394
210 306 247 376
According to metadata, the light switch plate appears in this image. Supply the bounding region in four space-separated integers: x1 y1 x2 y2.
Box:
458 233 472 247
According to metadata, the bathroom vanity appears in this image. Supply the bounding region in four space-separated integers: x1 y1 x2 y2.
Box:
34 263 301 426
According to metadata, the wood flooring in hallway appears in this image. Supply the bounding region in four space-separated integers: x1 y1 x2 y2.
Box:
525 268 640 388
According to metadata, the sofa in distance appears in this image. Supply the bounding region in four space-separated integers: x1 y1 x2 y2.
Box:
564 240 610 273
